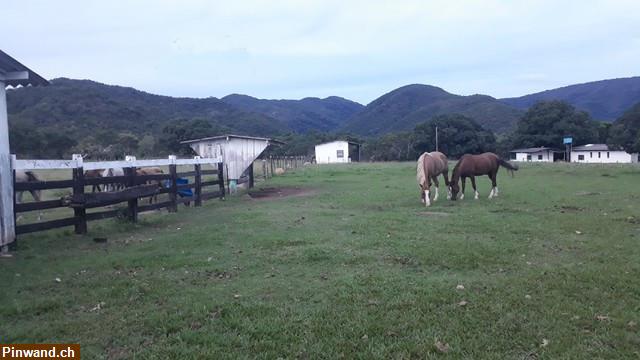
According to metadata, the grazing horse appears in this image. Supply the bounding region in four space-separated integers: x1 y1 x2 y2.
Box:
84 169 104 192
416 151 450 207
449 152 518 201
15 170 43 221
101 167 125 192
136 167 165 204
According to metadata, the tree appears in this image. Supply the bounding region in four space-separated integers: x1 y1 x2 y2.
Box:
608 102 640 153
511 101 599 149
412 114 496 158
160 118 223 155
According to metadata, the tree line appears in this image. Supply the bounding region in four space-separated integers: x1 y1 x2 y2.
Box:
9 100 640 161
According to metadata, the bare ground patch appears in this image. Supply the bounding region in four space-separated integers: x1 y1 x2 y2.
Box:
248 187 317 200
416 211 451 217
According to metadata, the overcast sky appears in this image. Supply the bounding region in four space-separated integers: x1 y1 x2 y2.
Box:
2 0 639 104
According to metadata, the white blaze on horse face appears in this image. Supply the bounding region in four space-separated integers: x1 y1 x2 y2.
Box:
424 190 430 207
447 187 452 200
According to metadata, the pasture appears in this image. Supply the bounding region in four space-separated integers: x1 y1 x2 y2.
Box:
2 162 639 359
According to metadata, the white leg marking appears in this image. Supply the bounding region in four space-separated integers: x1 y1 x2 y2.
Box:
488 187 494 199
474 190 479 200
460 193 464 200
494 187 499 197
433 187 439 202
446 188 451 200
424 190 430 207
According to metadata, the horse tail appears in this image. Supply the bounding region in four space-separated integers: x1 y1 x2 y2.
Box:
497 158 519 177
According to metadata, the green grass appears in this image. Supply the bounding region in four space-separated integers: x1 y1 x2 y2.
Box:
2 162 640 359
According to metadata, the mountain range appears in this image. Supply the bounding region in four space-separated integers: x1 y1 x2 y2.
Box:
7 76 640 140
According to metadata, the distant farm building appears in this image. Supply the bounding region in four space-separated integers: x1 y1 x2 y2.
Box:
181 134 282 182
510 147 558 162
314 140 361 164
570 144 639 163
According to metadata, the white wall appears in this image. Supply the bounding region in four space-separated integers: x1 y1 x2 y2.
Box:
571 150 639 163
514 150 553 162
315 141 350 164
189 137 269 179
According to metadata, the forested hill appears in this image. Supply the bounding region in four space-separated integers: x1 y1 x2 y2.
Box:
500 76 640 121
341 84 524 136
7 78 287 138
222 94 363 133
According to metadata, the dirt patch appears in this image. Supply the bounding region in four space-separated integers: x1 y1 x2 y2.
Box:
575 191 600 196
553 205 584 213
417 211 451 217
248 187 316 200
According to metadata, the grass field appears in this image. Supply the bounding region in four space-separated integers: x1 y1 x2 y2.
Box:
2 162 639 359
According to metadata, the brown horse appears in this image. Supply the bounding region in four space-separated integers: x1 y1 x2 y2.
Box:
84 169 104 192
416 151 450 206
15 170 43 221
136 167 165 204
449 152 518 201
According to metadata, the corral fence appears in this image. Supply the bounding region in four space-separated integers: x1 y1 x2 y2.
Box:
256 156 311 180
12 155 225 242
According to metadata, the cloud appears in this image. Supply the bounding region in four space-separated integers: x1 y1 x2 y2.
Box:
1 0 639 103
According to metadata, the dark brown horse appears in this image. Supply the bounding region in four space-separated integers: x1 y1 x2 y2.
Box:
449 152 518 200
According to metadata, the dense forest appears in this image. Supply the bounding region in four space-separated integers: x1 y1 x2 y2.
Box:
7 77 640 160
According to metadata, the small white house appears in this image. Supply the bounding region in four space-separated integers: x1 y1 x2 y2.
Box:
510 147 557 162
314 140 361 164
571 144 639 164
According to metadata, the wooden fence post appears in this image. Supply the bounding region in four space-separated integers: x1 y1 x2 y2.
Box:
72 166 87 234
10 167 17 251
169 164 178 212
249 161 254 188
194 164 202 207
217 162 225 199
262 160 267 180
269 156 273 177
124 167 138 222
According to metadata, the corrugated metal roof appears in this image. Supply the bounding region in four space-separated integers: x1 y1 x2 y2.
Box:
572 144 610 151
180 134 284 145
0 49 48 87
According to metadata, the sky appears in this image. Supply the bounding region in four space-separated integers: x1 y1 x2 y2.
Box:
2 0 640 104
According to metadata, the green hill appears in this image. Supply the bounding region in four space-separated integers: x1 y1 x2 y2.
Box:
7 78 287 140
341 84 523 135
221 94 363 133
500 76 640 121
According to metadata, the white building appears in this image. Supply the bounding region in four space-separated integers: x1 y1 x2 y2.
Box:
510 147 557 162
571 144 639 163
181 134 282 181
314 140 361 164
1 50 48 253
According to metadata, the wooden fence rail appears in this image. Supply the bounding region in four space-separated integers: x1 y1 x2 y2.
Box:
12 159 225 243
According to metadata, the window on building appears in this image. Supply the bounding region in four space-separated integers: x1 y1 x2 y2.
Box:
590 152 592 158
527 154 532 161
578 154 585 160
598 152 601 158
538 155 543 160
510 153 516 160
607 152 610 158
337 150 344 158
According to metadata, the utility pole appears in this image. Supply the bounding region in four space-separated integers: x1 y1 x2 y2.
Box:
435 125 439 152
